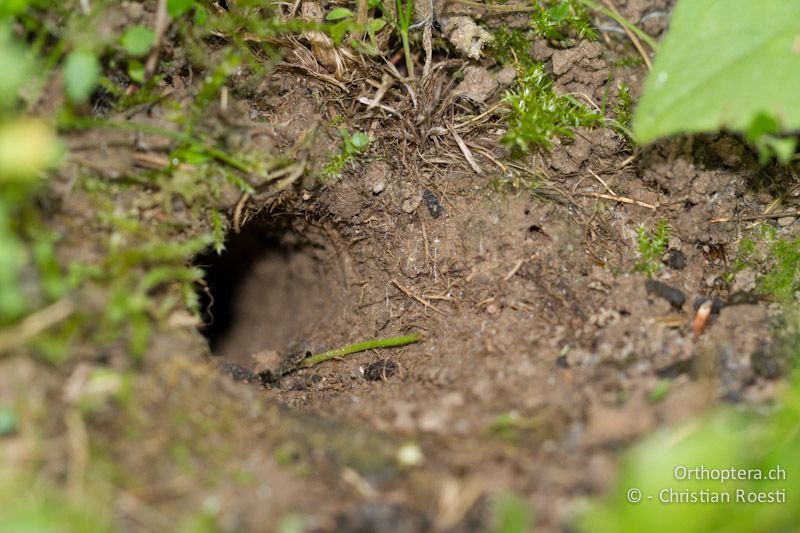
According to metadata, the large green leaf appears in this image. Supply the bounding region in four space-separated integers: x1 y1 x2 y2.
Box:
633 0 800 144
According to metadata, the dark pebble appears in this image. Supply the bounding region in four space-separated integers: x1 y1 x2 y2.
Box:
422 190 444 218
727 291 760 306
221 362 256 383
751 341 786 379
555 354 569 368
364 359 398 381
645 279 686 309
665 248 687 269
655 358 694 379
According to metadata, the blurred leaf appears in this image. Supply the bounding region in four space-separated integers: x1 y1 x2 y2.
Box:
0 406 17 436
0 119 60 180
634 0 800 144
367 18 386 32
63 50 100 104
0 208 28 322
0 0 30 16
121 26 155 57
127 59 145 84
0 24 32 109
326 7 354 20
167 0 194 17
494 493 534 533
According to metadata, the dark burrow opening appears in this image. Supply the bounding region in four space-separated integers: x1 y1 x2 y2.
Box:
195 214 343 365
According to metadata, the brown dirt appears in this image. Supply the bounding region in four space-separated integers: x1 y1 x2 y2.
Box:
3 1 797 531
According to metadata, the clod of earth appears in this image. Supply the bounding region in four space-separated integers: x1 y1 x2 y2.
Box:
644 279 686 310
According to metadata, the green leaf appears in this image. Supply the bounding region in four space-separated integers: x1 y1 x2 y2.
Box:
127 60 145 84
633 0 800 144
328 21 350 43
349 131 370 150
0 24 31 109
120 26 155 57
63 50 100 104
367 18 387 33
326 7 354 21
194 5 209 25
167 0 194 17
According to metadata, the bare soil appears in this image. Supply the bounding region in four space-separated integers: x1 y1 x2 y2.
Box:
3 1 797 531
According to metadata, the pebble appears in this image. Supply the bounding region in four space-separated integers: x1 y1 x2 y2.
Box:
402 193 422 214
372 180 385 195
777 216 795 227
645 279 686 309
125 1 144 19
664 248 687 270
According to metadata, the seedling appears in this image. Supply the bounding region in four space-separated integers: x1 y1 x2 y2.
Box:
324 4 387 55
394 0 415 79
299 332 421 368
321 128 370 179
634 220 669 277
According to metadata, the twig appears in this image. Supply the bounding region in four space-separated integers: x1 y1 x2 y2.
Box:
447 124 483 174
579 191 656 209
233 192 251 233
587 168 616 195
0 299 76 355
575 0 658 52
597 0 652 70
709 211 800 224
145 0 170 79
392 279 447 315
503 259 525 281
299 333 421 368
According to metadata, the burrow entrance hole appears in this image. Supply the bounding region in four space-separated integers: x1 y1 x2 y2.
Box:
195 214 344 365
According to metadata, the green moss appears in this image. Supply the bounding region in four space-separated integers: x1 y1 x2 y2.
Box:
502 64 601 153
759 236 800 301
530 0 598 42
490 27 537 68
634 220 669 277
321 128 370 180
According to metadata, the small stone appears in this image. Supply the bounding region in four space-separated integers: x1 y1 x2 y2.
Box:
125 1 144 19
495 65 517 86
396 443 423 466
402 193 422 214
664 248 687 270
644 279 686 309
372 180 386 195
777 216 795 227
422 190 444 218
364 359 397 381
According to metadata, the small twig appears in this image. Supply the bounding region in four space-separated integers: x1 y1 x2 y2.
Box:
145 0 170 79
392 279 447 315
575 0 658 52
357 97 400 116
587 168 616 195
709 211 800 224
579 191 656 209
503 259 525 282
447 124 483 174
233 192 251 233
0 299 76 355
299 333 421 368
597 0 652 70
